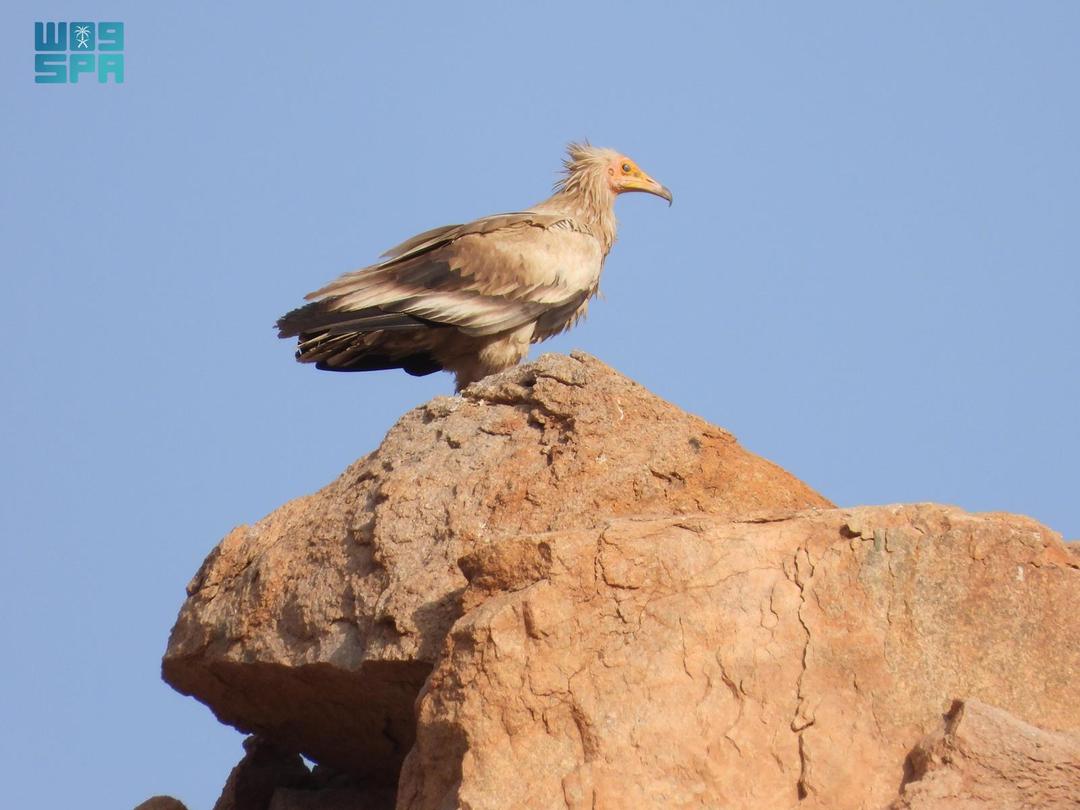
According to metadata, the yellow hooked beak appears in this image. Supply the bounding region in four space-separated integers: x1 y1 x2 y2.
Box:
620 171 673 206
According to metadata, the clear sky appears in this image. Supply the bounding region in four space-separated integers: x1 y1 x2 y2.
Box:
2 2 1077 808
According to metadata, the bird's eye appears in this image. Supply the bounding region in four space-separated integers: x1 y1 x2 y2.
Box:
622 163 632 173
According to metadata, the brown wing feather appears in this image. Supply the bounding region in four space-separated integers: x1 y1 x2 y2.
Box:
300 213 603 337
278 210 605 378
377 213 552 261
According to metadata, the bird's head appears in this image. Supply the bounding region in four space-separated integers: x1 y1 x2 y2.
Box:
562 143 673 205
606 153 673 205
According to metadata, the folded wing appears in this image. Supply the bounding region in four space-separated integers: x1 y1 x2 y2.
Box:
276 212 604 374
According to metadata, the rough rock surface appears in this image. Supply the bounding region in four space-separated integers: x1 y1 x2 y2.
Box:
161 352 1080 809
163 353 830 781
399 506 1079 810
890 699 1080 809
212 736 311 810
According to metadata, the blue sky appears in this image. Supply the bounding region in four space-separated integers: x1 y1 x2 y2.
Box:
2 3 1077 807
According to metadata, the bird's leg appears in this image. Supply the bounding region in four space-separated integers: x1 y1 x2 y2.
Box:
451 325 535 391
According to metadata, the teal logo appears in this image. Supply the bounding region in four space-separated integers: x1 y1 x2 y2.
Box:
35 22 124 84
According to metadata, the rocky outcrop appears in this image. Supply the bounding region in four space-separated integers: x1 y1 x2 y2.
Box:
162 352 829 783
158 353 1080 809
891 699 1080 809
399 505 1079 809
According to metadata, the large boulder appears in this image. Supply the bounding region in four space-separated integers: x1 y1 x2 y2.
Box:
161 352 1079 808
398 505 1079 809
163 353 830 782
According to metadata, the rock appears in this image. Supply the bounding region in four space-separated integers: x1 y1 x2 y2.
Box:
205 736 395 810
397 505 1080 809
162 352 1080 808
163 353 830 781
268 786 396 810
891 698 1080 809
134 799 188 810
212 736 311 810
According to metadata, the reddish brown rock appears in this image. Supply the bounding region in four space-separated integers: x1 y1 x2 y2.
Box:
162 353 830 781
162 352 1079 808
398 505 1080 809
891 699 1080 809
212 736 311 810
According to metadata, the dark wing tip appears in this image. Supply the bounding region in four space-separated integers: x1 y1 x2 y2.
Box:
314 352 442 377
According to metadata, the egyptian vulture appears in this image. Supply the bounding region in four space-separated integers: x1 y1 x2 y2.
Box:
276 143 671 391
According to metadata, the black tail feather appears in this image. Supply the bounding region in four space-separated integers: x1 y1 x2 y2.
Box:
315 353 442 377
279 298 449 379
276 300 435 338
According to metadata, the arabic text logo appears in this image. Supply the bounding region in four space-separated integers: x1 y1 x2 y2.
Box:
35 22 124 84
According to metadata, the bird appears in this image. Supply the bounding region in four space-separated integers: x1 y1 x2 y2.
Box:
276 143 672 391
